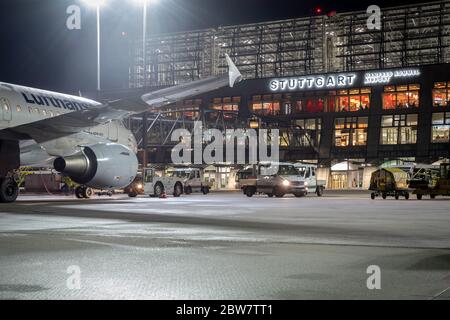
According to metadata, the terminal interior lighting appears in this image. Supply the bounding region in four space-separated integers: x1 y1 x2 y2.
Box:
249 118 260 129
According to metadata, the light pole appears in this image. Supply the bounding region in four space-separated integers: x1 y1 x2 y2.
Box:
142 0 147 88
132 0 158 168
96 3 101 91
81 0 105 91
133 0 159 88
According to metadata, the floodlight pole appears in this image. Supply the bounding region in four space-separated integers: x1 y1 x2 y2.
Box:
142 0 147 88
96 4 101 91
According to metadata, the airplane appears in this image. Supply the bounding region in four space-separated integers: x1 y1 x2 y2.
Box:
0 54 242 203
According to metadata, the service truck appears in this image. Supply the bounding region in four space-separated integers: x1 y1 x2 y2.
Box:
294 163 326 196
238 162 308 198
126 168 184 198
166 168 212 195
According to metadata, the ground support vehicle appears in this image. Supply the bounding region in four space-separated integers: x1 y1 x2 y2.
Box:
294 163 326 196
125 168 184 198
409 163 450 200
166 168 212 195
239 163 308 198
369 168 410 200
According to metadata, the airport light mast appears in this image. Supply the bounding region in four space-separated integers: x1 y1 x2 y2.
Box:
133 0 159 88
81 0 106 92
133 0 159 168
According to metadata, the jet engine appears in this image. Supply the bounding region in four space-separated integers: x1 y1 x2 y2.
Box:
54 143 138 189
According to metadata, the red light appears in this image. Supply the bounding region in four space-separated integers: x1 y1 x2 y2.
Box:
327 10 337 17
315 7 323 15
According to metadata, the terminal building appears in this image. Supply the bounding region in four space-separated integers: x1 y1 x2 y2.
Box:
118 0 450 190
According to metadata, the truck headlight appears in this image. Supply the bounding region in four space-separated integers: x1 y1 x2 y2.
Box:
304 181 308 186
282 180 290 187
136 184 143 189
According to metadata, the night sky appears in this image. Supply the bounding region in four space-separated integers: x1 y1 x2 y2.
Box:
0 0 429 95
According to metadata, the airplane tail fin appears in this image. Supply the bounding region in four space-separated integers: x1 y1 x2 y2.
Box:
225 54 243 88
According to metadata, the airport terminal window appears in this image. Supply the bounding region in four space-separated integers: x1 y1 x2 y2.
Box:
381 114 418 145
293 89 370 113
211 97 240 112
334 117 368 147
210 97 240 121
294 94 325 113
432 82 450 107
382 84 420 110
165 99 201 120
251 95 281 116
431 112 450 143
332 88 371 112
281 119 321 147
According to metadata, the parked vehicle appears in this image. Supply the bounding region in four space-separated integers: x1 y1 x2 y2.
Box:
409 163 450 199
125 168 184 198
166 168 212 195
235 167 256 190
294 163 326 196
239 162 308 198
369 168 410 200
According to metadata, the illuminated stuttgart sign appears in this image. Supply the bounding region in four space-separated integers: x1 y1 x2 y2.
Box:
363 69 421 85
269 73 357 92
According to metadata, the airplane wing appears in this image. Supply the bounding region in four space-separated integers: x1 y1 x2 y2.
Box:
5 54 242 143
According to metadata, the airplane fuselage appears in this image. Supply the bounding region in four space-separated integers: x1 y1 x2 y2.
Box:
0 82 138 167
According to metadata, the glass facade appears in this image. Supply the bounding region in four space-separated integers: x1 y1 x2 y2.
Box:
280 118 322 147
382 84 420 110
331 88 371 112
209 97 240 121
431 112 450 143
334 117 368 147
291 88 371 113
251 95 281 116
432 82 450 107
163 99 201 120
381 114 418 145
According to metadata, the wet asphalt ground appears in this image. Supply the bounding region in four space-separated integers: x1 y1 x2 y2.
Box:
1 191 449 299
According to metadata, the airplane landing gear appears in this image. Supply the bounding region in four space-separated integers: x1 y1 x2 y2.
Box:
75 186 93 199
0 177 19 203
0 140 20 203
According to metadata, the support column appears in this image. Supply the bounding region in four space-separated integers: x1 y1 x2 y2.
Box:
142 112 148 168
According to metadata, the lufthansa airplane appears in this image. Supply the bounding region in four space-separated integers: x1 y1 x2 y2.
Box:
0 55 242 203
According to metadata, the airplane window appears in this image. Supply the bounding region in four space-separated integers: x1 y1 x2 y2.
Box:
16 105 22 112
49 111 54 117
42 110 47 116
2 99 10 111
34 108 39 114
28 107 33 113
